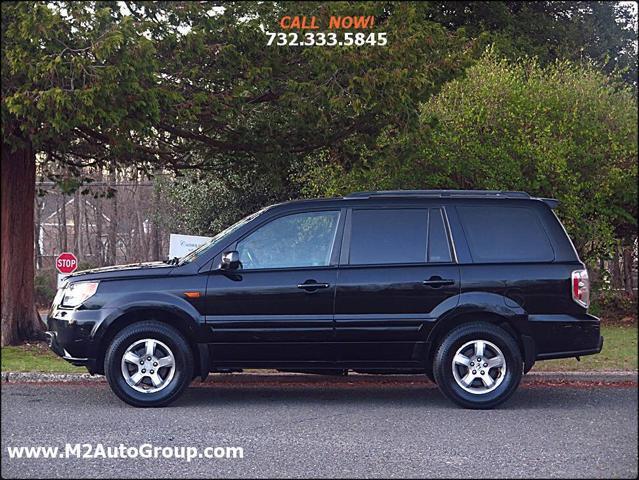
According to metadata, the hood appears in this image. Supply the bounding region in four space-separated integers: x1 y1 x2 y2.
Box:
64 261 174 282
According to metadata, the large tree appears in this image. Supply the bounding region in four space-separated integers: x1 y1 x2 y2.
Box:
424 1 638 84
1 1 464 345
2 2 161 345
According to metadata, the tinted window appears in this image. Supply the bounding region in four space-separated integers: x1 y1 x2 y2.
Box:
349 209 428 265
237 211 340 269
428 209 452 262
457 206 554 262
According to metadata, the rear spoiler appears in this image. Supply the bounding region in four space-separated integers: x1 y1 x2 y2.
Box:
539 198 560 209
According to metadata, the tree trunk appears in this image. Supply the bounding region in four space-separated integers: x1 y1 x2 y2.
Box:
95 171 104 266
150 183 161 261
96 193 104 266
150 215 161 261
59 194 68 251
622 245 636 296
610 243 623 290
136 208 146 262
34 196 43 270
107 171 118 265
1 135 43 346
73 189 82 259
84 196 93 259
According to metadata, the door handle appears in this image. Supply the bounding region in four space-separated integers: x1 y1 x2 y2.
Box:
422 277 455 288
297 282 330 291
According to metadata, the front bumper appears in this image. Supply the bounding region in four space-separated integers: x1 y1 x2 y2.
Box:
45 307 114 374
45 331 96 370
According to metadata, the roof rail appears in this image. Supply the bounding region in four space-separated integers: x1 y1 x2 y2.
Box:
345 190 532 199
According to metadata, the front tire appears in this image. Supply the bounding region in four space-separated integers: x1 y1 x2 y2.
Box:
105 321 194 407
433 322 522 409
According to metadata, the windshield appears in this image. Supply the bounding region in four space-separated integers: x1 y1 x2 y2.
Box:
178 208 269 265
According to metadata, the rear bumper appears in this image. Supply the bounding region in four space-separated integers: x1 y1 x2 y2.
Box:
536 335 604 361
527 313 603 361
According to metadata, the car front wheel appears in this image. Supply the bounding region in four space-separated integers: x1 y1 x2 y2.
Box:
433 322 522 409
105 321 193 407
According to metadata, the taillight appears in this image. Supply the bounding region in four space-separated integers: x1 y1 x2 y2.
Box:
571 270 590 308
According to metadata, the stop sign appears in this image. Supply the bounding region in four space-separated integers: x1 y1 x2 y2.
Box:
56 252 78 274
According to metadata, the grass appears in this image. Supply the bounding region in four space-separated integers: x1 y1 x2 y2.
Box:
1 342 83 373
1 325 636 374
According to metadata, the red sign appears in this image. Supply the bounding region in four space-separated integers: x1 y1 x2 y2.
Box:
56 252 78 274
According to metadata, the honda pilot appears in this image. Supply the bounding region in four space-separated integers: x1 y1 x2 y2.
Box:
46 190 603 409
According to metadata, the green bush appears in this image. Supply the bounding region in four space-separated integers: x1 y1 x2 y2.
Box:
590 290 638 323
34 271 56 308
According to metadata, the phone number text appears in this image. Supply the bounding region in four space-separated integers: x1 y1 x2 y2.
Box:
266 32 387 47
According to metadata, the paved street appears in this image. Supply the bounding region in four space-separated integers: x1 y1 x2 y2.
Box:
1 377 637 478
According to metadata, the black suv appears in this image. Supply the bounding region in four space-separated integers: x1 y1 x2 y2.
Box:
46 190 603 409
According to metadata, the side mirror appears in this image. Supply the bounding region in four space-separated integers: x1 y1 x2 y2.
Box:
220 251 240 270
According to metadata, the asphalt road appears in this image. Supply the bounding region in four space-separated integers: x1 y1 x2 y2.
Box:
1 378 637 479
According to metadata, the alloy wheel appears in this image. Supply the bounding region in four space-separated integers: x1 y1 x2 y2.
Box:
451 339 506 394
120 339 176 393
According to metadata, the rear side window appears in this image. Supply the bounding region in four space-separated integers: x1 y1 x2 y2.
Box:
457 206 554 262
348 208 453 265
349 209 428 265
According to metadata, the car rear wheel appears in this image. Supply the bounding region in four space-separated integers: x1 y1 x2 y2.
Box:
105 321 193 407
433 322 522 409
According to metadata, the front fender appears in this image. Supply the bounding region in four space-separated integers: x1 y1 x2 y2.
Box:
91 292 203 345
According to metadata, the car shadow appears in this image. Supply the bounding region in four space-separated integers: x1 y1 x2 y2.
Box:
164 378 613 410
6 377 628 412
174 383 446 408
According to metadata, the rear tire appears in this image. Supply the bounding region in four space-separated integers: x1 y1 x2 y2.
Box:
433 322 522 409
105 321 193 407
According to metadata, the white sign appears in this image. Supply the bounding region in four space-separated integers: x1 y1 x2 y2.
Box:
57 273 69 289
168 233 212 259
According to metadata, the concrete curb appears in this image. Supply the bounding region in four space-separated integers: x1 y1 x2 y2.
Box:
1 371 104 383
2 370 637 384
524 371 638 382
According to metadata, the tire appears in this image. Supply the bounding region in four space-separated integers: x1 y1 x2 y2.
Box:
425 362 436 384
105 321 194 407
433 322 522 409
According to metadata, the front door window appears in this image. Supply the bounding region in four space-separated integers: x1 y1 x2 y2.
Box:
236 211 340 269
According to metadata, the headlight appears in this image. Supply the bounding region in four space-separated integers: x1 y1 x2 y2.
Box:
61 282 99 307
